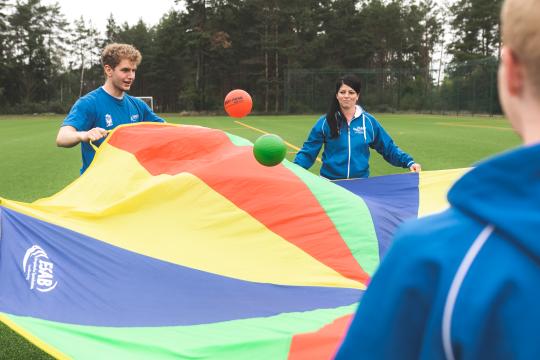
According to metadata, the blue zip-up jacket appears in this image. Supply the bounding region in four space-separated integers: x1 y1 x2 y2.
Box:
293 106 415 179
336 143 540 359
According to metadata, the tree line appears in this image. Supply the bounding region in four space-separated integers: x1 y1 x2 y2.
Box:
0 0 503 114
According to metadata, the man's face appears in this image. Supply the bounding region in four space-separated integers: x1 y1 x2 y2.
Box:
105 59 137 93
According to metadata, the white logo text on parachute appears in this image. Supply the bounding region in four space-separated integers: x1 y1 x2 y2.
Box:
22 245 58 293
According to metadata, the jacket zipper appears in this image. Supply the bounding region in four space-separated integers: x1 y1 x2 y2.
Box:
347 125 351 178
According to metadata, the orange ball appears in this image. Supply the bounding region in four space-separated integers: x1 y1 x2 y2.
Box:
224 89 252 118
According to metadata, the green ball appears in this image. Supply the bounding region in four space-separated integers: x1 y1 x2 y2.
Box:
253 134 287 166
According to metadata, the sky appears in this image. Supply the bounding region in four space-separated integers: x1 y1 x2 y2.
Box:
43 0 180 32
44 0 450 34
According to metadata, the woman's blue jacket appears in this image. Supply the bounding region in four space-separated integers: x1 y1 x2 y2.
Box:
294 106 415 179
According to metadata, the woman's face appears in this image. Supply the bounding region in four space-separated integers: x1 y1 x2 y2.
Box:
336 84 359 111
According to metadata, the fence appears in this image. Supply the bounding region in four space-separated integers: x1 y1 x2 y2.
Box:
0 58 500 115
283 58 500 115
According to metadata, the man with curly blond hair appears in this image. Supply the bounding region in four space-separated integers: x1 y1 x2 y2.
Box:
57 43 164 174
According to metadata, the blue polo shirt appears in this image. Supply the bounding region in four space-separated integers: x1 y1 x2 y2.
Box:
62 87 164 174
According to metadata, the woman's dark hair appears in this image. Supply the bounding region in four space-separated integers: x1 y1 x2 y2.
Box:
326 74 362 138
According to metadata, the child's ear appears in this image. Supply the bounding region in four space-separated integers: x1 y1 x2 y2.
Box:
502 47 524 96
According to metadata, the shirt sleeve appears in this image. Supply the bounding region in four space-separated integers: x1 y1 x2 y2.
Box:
368 115 415 168
141 100 165 123
62 97 95 131
293 117 325 170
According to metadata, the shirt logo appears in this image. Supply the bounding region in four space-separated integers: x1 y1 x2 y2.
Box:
105 114 113 127
353 126 364 135
22 245 58 293
130 114 139 122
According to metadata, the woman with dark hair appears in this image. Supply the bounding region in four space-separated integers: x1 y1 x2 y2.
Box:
293 74 421 180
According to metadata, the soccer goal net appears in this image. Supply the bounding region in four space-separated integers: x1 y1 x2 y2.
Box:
137 96 154 111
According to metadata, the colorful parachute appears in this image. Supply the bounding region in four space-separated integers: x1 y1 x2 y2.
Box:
0 123 465 359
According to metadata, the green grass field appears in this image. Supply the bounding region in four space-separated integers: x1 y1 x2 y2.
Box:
0 113 520 202
0 113 521 358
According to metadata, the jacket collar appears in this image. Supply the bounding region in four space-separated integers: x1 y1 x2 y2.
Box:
337 105 364 123
354 105 364 119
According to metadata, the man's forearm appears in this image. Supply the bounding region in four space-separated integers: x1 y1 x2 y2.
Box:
56 126 85 147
